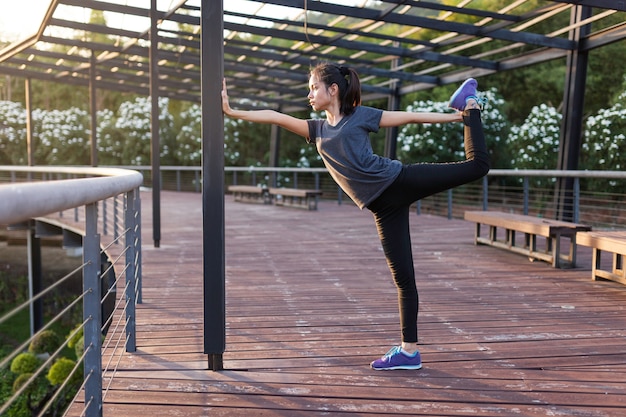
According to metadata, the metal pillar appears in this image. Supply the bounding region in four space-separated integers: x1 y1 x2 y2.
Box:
89 52 98 167
150 0 162 247
555 5 591 221
384 51 401 159
269 122 281 187
25 78 34 167
201 0 225 371
27 221 43 336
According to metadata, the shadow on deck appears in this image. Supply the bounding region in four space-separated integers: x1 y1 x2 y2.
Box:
67 190 626 416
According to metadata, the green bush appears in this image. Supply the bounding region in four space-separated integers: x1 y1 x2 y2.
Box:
29 330 61 355
47 358 77 386
10 352 41 375
12 372 34 393
66 325 83 350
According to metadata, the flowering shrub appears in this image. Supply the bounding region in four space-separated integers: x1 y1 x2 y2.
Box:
397 88 509 168
0 101 28 164
508 103 562 170
175 103 202 165
582 89 626 192
98 96 174 166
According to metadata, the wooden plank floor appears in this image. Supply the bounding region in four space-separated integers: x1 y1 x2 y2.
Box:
66 190 626 416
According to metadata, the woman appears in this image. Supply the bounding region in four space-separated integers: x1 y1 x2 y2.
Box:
221 63 490 370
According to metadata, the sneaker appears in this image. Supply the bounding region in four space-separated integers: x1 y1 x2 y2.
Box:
370 346 422 370
448 78 478 111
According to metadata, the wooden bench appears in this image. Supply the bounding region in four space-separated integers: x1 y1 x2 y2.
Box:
268 187 323 210
577 231 626 286
228 185 270 204
464 210 592 268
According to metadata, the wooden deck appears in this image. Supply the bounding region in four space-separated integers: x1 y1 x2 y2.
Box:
67 190 626 416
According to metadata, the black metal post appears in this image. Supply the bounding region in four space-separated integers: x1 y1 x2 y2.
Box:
28 222 43 335
555 5 591 221
384 47 401 160
269 122 281 187
201 0 225 370
150 0 161 247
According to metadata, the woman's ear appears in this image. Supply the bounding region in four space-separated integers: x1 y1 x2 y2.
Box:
329 83 339 96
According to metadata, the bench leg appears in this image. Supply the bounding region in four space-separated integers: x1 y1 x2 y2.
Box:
592 248 602 281
474 223 481 244
613 253 624 278
569 235 577 268
551 233 561 268
506 229 515 248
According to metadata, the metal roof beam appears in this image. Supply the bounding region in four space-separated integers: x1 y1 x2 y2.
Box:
264 0 575 50
225 22 498 70
550 0 626 12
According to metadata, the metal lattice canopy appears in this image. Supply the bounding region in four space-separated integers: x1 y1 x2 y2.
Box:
1 0 625 111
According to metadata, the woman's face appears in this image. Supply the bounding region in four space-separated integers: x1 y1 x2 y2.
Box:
307 74 335 112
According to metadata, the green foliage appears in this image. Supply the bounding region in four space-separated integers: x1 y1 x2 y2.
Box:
10 372 51 417
73 336 85 359
10 352 41 375
12 373 34 393
66 325 83 350
29 330 61 355
46 358 77 386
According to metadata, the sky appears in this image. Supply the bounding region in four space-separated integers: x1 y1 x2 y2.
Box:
0 1 364 44
0 0 51 42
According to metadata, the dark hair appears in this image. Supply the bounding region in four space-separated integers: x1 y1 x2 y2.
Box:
310 63 361 115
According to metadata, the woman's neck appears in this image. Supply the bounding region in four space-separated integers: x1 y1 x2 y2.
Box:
325 106 344 127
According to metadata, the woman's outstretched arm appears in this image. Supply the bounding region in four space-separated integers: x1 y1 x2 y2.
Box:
222 79 310 138
379 110 462 128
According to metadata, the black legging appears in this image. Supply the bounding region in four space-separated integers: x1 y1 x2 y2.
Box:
366 109 490 343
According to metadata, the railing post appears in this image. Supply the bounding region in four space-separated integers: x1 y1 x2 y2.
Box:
136 190 143 304
447 189 452 219
83 202 102 417
574 177 580 223
125 189 138 352
523 176 530 215
482 176 488 211
113 196 119 243
27 220 44 335
102 199 108 236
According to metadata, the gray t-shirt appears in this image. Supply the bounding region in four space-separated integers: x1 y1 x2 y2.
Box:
307 106 402 209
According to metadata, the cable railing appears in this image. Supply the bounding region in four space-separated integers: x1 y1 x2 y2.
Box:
0 166 143 417
125 165 626 229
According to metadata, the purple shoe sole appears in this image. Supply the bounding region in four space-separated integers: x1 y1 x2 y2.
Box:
370 346 423 370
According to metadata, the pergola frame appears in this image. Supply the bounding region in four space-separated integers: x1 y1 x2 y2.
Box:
1 0 625 370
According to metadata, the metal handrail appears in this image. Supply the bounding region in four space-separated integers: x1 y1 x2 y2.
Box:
0 167 143 225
